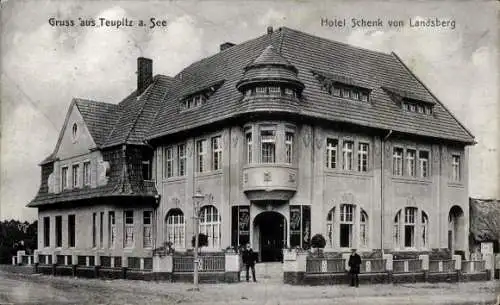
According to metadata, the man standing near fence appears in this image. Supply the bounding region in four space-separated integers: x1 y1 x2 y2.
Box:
242 243 257 282
348 248 361 287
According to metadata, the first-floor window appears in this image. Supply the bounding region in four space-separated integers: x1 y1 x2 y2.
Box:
212 136 223 171
261 129 276 163
452 154 461 181
83 161 91 186
72 164 80 188
196 139 207 172
326 138 338 169
245 129 252 164
393 147 403 176
342 141 354 170
164 147 174 178
61 167 68 190
406 149 416 177
357 143 369 172
143 211 153 248
178 144 186 176
124 211 134 248
285 132 294 164
419 151 429 178
199 205 221 248
166 209 185 249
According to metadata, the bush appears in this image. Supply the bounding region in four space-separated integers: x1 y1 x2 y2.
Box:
191 233 208 248
310 234 326 249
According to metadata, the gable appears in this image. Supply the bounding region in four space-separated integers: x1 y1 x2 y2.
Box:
53 101 97 160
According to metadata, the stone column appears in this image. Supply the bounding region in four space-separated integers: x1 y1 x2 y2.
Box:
224 252 241 283
453 254 462 282
419 254 429 282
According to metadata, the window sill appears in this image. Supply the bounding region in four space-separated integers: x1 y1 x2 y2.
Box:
447 182 464 188
391 176 432 184
162 176 187 183
195 171 222 179
243 163 297 170
325 169 373 178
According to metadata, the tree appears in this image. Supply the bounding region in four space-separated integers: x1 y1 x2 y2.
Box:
470 199 500 244
0 219 37 264
310 234 326 255
191 233 208 250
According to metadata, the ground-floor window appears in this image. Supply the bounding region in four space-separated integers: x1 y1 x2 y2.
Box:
326 205 367 249
289 205 311 249
199 205 221 248
393 207 428 249
166 209 185 249
231 206 250 248
339 204 354 248
360 210 368 247
326 207 335 247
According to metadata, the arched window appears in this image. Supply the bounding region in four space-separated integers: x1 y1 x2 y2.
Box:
326 207 335 247
393 211 400 247
339 204 354 248
199 205 221 248
165 209 185 249
421 211 428 249
394 207 418 249
360 210 368 248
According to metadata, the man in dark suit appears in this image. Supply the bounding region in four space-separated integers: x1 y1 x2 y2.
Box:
242 243 257 282
348 248 361 287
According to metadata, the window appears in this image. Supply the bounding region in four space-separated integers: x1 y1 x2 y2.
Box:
341 87 350 98
393 147 403 176
261 129 276 163
403 101 433 115
212 136 222 171
143 211 153 248
68 215 75 247
421 212 429 248
269 86 280 95
166 209 185 249
360 92 369 102
289 205 311 248
333 87 341 96
72 123 78 141
284 88 296 97
231 206 250 248
100 212 104 248
342 141 354 170
142 160 152 180
55 216 62 248
178 144 186 176
351 90 359 100
92 213 97 248
196 139 207 173
285 132 294 164
124 211 134 248
72 164 79 188
340 204 354 248
326 139 338 169
108 212 115 248
404 208 417 248
406 149 416 177
326 207 335 247
452 155 461 181
357 143 369 172
245 129 252 164
419 151 429 178
43 217 50 247
61 167 68 190
164 147 174 178
199 205 221 248
360 210 368 248
83 162 91 186
256 87 266 95
394 208 418 248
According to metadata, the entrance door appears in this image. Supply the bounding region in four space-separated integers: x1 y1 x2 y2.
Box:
254 212 286 262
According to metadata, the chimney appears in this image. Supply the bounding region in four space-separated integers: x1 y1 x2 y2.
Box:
267 26 273 35
137 57 153 96
220 42 235 52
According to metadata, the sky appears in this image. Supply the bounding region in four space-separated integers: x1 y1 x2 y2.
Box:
0 0 498 221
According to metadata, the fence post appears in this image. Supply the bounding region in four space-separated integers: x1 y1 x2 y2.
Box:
33 250 39 264
342 253 350 271
484 253 494 281
419 254 429 282
224 252 240 283
453 255 461 282
17 250 26 265
28 255 32 265
383 254 393 283
12 256 17 266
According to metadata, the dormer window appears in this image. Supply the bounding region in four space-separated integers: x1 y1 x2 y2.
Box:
312 70 371 103
244 86 298 98
402 100 433 115
179 80 224 111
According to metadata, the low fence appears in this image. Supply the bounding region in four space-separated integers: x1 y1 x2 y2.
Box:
429 260 455 273
173 255 225 272
461 260 486 273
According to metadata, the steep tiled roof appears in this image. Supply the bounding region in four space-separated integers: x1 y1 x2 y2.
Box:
103 75 177 148
146 27 474 143
74 99 120 146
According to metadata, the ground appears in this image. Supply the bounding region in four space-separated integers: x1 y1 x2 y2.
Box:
0 264 498 305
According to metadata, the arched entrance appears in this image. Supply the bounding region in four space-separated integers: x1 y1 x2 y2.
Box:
253 212 286 262
448 205 465 253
